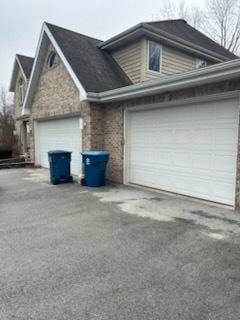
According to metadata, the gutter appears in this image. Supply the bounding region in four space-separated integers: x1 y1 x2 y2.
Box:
86 58 240 103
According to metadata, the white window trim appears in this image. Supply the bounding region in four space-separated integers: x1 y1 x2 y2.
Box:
147 40 162 74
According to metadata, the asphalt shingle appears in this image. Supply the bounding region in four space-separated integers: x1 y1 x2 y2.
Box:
17 54 34 79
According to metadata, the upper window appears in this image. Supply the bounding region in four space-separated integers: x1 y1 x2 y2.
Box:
196 58 207 69
148 40 162 73
47 51 59 69
18 78 24 105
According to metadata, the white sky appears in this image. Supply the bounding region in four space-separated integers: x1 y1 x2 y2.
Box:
0 0 200 89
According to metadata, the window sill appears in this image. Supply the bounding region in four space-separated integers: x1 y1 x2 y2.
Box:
146 70 162 76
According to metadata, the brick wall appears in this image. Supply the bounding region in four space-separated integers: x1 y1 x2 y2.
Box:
29 42 95 160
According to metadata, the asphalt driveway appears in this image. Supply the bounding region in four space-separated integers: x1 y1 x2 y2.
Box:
1 168 240 320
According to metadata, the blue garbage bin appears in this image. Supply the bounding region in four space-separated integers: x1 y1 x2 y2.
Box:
48 150 73 185
81 151 110 187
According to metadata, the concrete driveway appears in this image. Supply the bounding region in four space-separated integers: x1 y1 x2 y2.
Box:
1 168 240 320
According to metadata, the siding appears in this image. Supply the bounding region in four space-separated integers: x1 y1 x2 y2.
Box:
162 46 196 75
112 38 213 83
142 39 199 81
112 40 143 84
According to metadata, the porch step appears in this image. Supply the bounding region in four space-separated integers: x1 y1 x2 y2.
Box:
0 161 34 169
0 157 26 164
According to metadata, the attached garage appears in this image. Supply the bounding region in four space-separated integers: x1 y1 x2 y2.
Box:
125 97 239 205
35 117 82 176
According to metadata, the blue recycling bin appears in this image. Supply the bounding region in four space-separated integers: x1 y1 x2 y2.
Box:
81 151 110 187
48 150 73 185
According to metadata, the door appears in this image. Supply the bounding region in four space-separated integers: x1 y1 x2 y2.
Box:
36 117 82 176
126 98 239 205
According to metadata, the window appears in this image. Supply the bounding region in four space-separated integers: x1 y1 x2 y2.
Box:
148 40 162 73
47 51 59 68
18 78 24 105
196 58 207 69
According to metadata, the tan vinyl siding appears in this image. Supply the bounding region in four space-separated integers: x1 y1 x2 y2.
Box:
112 41 142 83
112 38 213 83
162 46 196 75
142 39 199 81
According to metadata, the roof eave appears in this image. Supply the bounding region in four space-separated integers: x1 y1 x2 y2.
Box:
86 58 240 103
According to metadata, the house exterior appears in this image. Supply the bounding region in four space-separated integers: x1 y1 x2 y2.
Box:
9 54 34 156
9 19 240 208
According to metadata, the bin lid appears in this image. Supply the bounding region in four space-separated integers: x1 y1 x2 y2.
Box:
81 150 109 156
48 150 72 154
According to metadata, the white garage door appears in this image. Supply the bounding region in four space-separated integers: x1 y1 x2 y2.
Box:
126 98 239 205
36 117 82 176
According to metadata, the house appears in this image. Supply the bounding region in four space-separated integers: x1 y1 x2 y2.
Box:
9 54 34 156
9 19 240 208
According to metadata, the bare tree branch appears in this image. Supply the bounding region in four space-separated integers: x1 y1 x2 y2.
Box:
0 87 16 151
156 0 240 54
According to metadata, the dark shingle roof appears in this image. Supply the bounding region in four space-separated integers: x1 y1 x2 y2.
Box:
16 54 34 78
46 23 132 92
147 19 237 60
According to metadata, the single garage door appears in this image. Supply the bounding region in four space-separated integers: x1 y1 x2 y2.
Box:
36 117 82 176
126 98 239 205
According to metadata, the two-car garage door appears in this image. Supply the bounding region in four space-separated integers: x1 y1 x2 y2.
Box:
35 117 82 176
126 98 239 205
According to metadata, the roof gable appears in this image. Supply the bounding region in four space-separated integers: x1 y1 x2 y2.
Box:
9 54 34 92
45 23 131 93
16 55 34 79
22 22 132 114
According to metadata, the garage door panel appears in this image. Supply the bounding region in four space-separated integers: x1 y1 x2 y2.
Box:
37 118 82 176
214 154 236 173
127 98 239 205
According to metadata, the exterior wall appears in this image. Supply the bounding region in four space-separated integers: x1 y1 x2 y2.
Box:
103 105 124 183
13 68 28 154
111 38 213 83
235 120 240 209
112 40 143 83
28 42 102 161
142 38 213 81
99 79 240 209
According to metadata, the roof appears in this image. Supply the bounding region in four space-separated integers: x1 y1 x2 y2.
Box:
45 23 132 92
16 54 34 79
99 19 237 62
9 54 34 92
147 19 237 60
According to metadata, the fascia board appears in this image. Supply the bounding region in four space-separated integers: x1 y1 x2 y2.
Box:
86 59 240 103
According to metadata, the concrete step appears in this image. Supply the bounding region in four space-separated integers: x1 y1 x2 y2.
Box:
0 162 34 169
0 157 26 164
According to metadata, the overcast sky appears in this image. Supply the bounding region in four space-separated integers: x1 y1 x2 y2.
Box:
0 0 199 89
